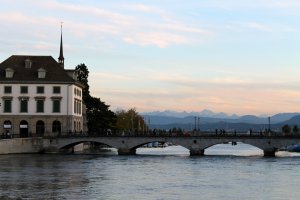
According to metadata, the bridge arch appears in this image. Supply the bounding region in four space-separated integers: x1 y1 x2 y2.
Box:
59 140 114 150
131 140 168 149
203 142 263 156
201 141 263 152
166 137 279 156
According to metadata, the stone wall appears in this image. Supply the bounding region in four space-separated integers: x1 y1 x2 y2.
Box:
0 138 43 154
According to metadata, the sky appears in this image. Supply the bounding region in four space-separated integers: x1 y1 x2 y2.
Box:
0 0 300 116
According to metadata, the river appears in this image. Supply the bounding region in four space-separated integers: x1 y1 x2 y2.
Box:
1 143 300 200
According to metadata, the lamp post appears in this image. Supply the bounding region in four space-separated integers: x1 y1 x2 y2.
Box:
194 116 197 131
268 116 271 134
131 117 134 134
148 117 150 134
198 117 200 132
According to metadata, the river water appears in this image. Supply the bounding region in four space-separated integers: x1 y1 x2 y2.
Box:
1 144 300 200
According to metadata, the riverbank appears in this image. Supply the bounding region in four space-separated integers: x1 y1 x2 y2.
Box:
0 138 43 154
0 138 88 154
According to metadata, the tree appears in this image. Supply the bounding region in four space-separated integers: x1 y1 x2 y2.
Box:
75 63 90 102
282 124 291 135
86 97 116 134
293 125 299 134
75 63 116 134
116 108 148 134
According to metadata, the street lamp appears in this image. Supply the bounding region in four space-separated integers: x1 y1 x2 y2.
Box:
131 117 134 134
194 116 197 131
268 116 271 134
148 117 151 134
198 117 200 132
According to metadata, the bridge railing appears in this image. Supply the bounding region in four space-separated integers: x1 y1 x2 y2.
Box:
38 130 300 139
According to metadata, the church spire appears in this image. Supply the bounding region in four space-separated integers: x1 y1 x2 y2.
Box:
58 22 64 68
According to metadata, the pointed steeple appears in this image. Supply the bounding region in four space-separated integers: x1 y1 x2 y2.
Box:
58 23 64 68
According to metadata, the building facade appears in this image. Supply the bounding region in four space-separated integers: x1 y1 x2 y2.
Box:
0 34 86 137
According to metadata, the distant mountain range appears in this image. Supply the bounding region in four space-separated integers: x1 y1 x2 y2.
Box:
141 110 300 131
142 109 239 119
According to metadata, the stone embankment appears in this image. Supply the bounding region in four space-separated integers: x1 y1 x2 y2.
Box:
0 138 43 154
0 138 87 154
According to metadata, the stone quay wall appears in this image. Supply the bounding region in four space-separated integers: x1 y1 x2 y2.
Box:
0 138 43 154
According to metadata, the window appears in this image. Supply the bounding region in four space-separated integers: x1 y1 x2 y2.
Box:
37 86 44 94
5 68 14 78
53 86 61 94
4 100 12 113
52 120 61 133
20 99 28 113
3 120 12 129
36 100 44 113
20 86 28 94
53 100 60 112
37 68 46 78
74 99 82 114
4 86 12 94
79 101 81 115
36 120 45 136
25 59 32 68
36 86 44 94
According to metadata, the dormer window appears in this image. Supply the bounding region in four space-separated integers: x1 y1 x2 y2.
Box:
5 68 14 78
73 71 78 80
37 68 47 79
25 58 32 68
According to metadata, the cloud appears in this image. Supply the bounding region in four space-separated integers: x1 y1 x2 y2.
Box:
87 70 300 115
239 22 273 32
42 1 135 25
269 0 300 8
123 32 188 48
1 0 299 115
0 1 213 48
92 83 300 115
126 4 170 18
90 72 134 81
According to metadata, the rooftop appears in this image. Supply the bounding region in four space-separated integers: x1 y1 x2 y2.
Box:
0 55 77 84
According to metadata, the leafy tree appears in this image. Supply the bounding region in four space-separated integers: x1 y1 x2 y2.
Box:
282 124 291 135
116 108 148 134
75 63 116 134
86 97 116 134
293 125 299 134
75 63 90 101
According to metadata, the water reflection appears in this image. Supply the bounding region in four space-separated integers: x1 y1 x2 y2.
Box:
0 146 300 199
0 155 103 199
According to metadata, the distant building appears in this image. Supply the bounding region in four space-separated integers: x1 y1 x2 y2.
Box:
0 29 87 137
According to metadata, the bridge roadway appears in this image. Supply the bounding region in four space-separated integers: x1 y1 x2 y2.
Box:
42 135 300 156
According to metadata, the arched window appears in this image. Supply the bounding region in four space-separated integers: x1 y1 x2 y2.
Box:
52 120 61 134
20 120 29 138
36 120 45 136
3 120 12 129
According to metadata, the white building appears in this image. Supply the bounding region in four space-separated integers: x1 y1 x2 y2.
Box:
0 31 86 137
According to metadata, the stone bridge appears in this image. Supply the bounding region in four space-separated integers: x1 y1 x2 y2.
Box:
42 135 300 156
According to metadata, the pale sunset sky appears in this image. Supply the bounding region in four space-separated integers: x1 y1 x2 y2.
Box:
0 0 300 115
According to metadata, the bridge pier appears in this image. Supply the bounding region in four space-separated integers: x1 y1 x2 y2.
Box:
190 149 205 156
263 150 276 157
118 148 136 155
